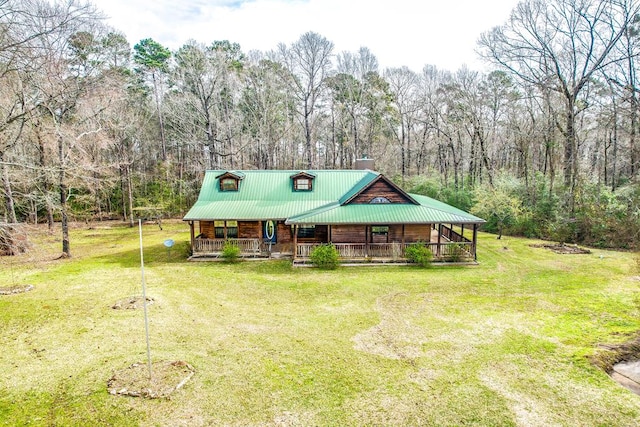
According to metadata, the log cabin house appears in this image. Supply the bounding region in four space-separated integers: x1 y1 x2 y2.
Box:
183 168 485 263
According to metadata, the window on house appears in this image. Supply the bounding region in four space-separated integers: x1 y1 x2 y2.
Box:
220 178 238 191
226 221 238 238
370 196 391 204
297 225 316 238
214 220 225 238
294 178 312 191
214 220 238 238
371 226 389 235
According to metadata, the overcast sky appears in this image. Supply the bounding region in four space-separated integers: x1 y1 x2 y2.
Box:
93 0 520 72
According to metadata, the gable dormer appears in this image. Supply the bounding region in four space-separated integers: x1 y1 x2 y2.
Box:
343 174 417 205
290 171 316 191
216 171 245 192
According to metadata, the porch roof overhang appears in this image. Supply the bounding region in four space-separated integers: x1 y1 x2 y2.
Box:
183 192 485 225
182 199 320 222
285 194 485 225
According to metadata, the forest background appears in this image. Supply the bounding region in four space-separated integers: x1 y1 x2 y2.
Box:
1 0 639 256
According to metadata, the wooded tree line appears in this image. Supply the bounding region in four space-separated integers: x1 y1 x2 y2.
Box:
1 0 639 256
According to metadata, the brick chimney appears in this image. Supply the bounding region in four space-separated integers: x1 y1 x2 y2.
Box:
354 157 374 170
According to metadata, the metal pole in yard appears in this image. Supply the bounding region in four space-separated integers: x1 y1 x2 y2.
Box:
139 219 153 380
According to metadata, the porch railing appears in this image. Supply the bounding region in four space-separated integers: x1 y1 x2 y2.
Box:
193 238 261 254
296 241 474 262
440 225 470 243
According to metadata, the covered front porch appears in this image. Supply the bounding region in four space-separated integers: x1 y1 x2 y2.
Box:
187 219 294 258
186 220 478 263
293 223 477 263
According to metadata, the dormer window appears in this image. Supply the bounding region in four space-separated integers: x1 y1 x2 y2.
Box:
370 196 391 204
221 178 238 191
295 178 311 191
216 171 244 191
291 171 315 191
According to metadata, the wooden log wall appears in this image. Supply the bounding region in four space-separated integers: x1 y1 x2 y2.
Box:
349 180 414 204
277 222 292 243
199 221 214 238
389 225 403 241
239 221 259 239
331 225 367 243
403 224 432 242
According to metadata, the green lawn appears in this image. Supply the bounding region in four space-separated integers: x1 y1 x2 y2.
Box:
1 221 640 426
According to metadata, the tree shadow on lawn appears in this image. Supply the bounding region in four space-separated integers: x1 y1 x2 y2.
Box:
93 242 191 268
92 244 296 274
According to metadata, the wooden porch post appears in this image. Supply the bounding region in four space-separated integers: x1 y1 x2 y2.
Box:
328 225 332 243
365 225 369 258
189 221 195 254
473 224 478 261
461 224 465 240
437 223 442 258
293 225 298 260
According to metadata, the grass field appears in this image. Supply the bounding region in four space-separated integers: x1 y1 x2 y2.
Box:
1 220 640 426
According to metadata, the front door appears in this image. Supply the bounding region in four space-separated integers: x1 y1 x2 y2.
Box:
264 220 277 244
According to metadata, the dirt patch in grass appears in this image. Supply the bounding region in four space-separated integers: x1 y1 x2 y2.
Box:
480 363 558 427
591 335 640 373
530 243 591 254
0 284 34 295
591 334 640 395
111 296 154 310
107 360 195 399
352 292 429 360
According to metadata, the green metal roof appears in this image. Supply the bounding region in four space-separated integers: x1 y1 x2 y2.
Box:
286 194 483 225
337 171 381 204
183 169 485 224
216 170 245 179
183 170 380 221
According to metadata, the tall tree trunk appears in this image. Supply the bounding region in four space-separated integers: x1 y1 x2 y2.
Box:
400 120 407 184
611 113 618 192
58 134 70 257
630 89 638 177
305 103 312 169
36 125 54 230
627 40 638 178
563 104 576 189
0 151 17 223
478 131 493 186
126 163 134 227
93 170 101 221
119 163 127 222
152 73 167 162
563 102 578 212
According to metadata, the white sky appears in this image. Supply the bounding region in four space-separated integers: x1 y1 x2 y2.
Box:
93 0 520 72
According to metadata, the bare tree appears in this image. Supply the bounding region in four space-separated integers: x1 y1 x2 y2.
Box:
277 32 333 169
133 38 171 163
328 47 380 167
479 0 640 202
240 52 294 169
607 16 640 183
384 66 419 182
28 0 107 257
171 40 244 170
